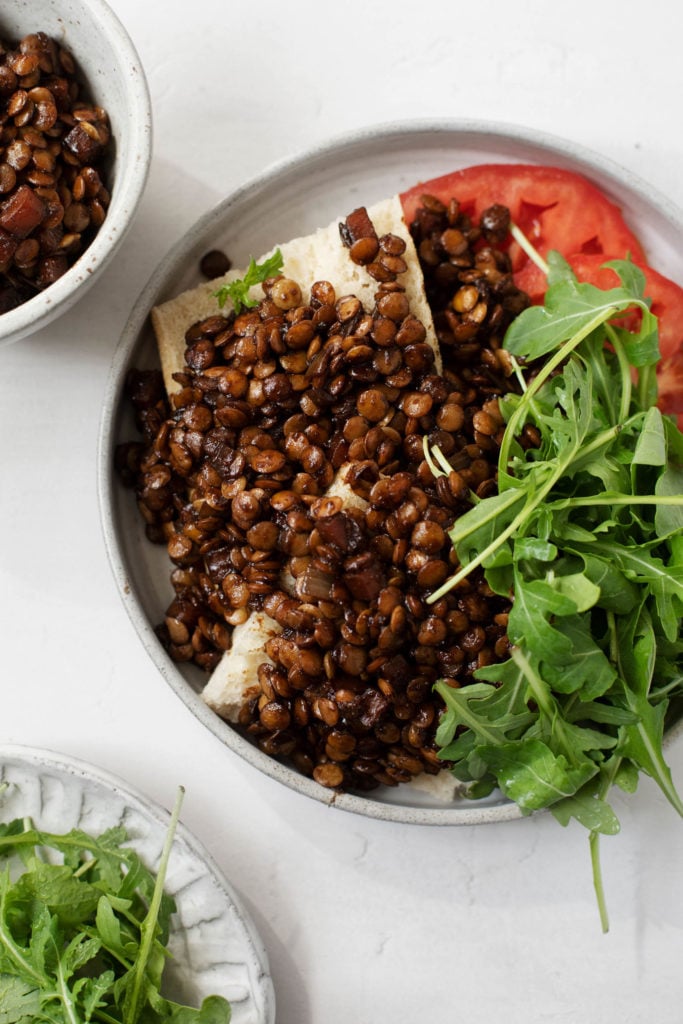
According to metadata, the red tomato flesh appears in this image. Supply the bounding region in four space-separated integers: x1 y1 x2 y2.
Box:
400 164 683 427
400 164 645 270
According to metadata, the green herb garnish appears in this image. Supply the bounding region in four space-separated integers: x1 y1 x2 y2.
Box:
213 249 284 314
430 249 683 931
0 787 231 1023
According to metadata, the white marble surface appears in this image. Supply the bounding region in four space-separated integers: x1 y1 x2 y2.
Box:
2 1 683 1021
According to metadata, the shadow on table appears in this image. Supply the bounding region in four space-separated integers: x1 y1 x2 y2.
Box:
240 892 312 1024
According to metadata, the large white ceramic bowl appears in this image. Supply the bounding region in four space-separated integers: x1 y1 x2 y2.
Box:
98 119 683 826
0 0 152 345
0 744 275 1022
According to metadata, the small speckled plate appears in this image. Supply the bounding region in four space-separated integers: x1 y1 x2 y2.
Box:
98 119 683 826
0 744 275 1024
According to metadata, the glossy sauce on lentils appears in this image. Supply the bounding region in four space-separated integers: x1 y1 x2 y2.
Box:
117 196 530 791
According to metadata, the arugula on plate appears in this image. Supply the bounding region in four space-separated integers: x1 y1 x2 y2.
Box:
428 249 683 930
213 249 284 315
0 787 231 1023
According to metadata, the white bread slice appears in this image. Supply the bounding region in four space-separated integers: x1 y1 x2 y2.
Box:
201 610 279 722
407 770 464 802
153 195 454 800
151 194 440 396
198 469 463 803
202 465 365 720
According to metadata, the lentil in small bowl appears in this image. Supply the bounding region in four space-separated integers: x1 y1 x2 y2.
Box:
99 120 683 826
0 0 151 346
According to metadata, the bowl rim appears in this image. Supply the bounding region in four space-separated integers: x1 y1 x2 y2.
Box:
97 116 683 827
0 0 153 345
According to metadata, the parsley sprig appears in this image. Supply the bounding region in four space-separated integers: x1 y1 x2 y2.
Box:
213 249 284 314
0 788 231 1023
430 251 683 930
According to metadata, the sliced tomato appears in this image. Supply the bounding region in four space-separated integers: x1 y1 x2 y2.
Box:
400 164 645 271
401 164 683 428
657 358 683 422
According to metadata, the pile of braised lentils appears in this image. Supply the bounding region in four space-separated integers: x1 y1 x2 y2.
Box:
0 32 111 312
117 196 534 793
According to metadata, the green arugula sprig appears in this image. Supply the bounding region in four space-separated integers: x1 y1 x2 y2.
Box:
0 788 231 1023
429 251 683 930
213 249 284 314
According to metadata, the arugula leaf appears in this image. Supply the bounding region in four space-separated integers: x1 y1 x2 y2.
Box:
95 895 130 963
213 249 284 314
0 791 232 1023
504 257 656 364
80 970 115 1021
14 861 100 927
655 463 683 538
478 738 598 811
579 553 640 614
435 682 517 750
633 406 667 466
430 241 683 931
121 787 185 1023
0 973 40 1024
550 776 621 835
541 615 617 699
506 574 575 661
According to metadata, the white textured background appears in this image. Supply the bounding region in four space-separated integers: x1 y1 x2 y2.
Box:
2 1 683 1021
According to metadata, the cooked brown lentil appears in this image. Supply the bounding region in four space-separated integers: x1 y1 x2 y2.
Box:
117 198 531 792
200 249 232 279
0 31 112 313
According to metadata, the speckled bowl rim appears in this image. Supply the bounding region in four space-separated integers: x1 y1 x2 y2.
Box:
98 117 683 827
0 0 152 346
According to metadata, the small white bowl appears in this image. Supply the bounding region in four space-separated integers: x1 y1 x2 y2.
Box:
0 0 152 346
